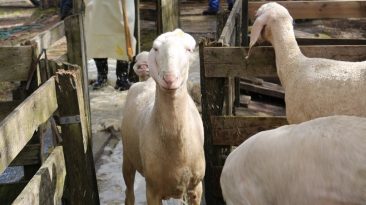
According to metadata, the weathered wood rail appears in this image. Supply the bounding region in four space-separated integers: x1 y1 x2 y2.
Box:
0 61 99 204
0 0 101 203
200 0 366 204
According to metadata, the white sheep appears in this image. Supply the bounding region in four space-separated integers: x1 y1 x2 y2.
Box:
248 2 366 124
133 51 150 81
121 29 205 205
221 115 366 205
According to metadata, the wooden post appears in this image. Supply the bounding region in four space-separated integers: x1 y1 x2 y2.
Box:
216 11 230 40
135 0 141 54
64 12 93 148
200 39 226 205
56 66 99 204
157 0 180 34
241 0 249 46
235 12 242 107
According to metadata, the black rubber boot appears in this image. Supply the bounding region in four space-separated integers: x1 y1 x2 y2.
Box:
92 58 108 90
115 60 132 91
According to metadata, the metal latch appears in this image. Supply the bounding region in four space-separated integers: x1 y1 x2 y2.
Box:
59 115 81 125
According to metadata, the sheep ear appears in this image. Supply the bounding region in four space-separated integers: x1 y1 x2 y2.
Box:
249 16 267 49
147 48 159 81
183 33 196 52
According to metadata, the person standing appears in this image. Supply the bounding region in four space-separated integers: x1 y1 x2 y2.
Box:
202 0 234 15
84 0 136 91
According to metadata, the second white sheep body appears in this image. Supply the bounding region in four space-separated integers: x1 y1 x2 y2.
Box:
249 2 366 124
221 115 366 205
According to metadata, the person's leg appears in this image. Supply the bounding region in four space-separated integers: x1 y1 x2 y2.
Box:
60 0 73 20
228 0 234 11
203 0 220 15
92 58 108 90
115 60 132 91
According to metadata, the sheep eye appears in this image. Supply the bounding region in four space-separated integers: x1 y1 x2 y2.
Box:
186 48 192 52
154 48 158 52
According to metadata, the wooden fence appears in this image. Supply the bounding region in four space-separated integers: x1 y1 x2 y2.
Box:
0 1 101 203
0 49 100 204
200 0 366 204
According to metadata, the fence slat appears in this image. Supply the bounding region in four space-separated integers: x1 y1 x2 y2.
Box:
56 67 100 204
204 45 366 78
157 0 180 34
0 78 57 174
0 46 33 82
12 146 66 205
212 116 288 146
31 21 65 50
248 1 366 20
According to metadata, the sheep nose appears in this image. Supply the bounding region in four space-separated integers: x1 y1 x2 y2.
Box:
163 73 177 85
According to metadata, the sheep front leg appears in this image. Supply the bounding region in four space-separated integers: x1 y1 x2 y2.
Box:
188 181 203 205
146 183 163 205
122 157 136 205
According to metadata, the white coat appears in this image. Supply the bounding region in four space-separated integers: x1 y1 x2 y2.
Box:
84 0 136 60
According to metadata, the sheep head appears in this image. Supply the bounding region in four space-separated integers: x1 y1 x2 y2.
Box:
148 29 196 90
133 51 150 80
249 3 293 49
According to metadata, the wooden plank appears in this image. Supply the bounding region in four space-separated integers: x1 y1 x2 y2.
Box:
200 39 227 204
12 146 66 205
0 0 34 7
204 46 277 78
296 38 366 46
248 1 366 20
135 0 141 54
157 0 180 34
239 36 366 48
0 78 57 174
31 21 65 50
56 68 100 204
240 79 285 99
218 0 242 45
64 14 92 143
10 144 41 166
212 116 288 146
204 45 366 78
0 46 33 82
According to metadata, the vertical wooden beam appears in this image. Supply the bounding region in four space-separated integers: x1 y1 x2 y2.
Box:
134 0 141 54
200 40 226 205
73 0 83 13
235 11 242 107
56 66 99 205
241 0 249 46
157 0 180 34
216 11 230 40
64 13 93 152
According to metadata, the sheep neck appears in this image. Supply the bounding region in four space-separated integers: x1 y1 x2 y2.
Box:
152 83 190 145
270 21 304 85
